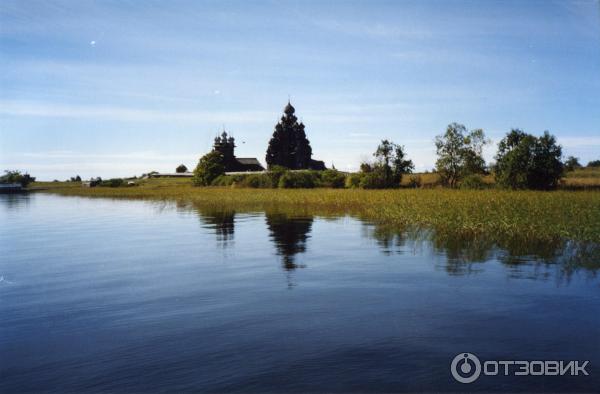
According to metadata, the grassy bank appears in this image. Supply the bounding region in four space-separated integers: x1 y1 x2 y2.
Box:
35 178 600 243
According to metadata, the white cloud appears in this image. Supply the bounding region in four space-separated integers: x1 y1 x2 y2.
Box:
0 100 273 123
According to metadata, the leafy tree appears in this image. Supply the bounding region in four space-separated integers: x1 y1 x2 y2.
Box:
176 164 188 173
193 151 225 186
69 175 82 182
587 160 600 167
370 140 414 187
462 128 488 175
391 144 415 184
494 129 563 190
373 140 394 184
435 123 488 188
1 170 35 187
354 141 414 189
359 162 373 173
564 156 581 172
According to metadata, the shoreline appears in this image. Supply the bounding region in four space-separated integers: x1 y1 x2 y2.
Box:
32 180 600 244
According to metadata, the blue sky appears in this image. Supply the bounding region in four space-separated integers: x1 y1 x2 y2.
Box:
1 0 599 180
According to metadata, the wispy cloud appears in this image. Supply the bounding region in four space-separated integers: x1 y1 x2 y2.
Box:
312 17 432 40
0 100 273 123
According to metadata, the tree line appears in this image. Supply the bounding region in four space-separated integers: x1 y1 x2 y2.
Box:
193 123 593 190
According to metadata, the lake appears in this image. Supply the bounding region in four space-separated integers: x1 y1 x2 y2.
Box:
1 193 599 392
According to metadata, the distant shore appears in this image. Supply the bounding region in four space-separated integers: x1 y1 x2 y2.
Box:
34 176 600 244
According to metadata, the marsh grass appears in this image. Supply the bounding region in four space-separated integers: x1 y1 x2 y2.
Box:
561 167 600 190
35 179 600 243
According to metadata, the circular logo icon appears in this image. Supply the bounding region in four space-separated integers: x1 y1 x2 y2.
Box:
451 353 481 384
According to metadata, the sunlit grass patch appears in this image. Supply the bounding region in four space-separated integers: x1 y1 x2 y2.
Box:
35 180 600 243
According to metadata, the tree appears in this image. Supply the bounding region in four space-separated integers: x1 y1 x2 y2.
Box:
176 164 188 173
494 129 563 190
1 170 35 187
266 102 313 169
392 144 415 184
192 151 225 186
360 140 414 188
564 156 581 172
435 123 488 188
373 139 395 184
587 160 600 168
70 175 81 182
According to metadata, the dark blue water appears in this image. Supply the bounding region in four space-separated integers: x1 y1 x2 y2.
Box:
1 193 599 392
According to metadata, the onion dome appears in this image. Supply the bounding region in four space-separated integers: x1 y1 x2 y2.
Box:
284 101 295 115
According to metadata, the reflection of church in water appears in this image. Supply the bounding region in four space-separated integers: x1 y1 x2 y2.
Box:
196 209 313 272
265 214 313 271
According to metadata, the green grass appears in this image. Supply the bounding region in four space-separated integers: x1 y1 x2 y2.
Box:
34 178 600 243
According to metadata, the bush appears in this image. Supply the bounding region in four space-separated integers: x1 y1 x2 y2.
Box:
176 164 188 173
238 173 272 188
345 173 362 188
407 175 422 188
460 174 486 189
193 151 225 186
320 169 346 188
100 178 124 187
1 170 36 187
210 175 236 186
359 171 390 189
266 165 288 188
278 171 317 188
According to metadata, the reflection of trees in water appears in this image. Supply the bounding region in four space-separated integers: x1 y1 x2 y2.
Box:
364 222 600 282
265 213 313 271
362 223 409 255
0 193 31 211
201 211 235 243
188 204 236 247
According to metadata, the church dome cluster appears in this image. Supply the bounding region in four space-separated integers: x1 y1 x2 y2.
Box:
265 102 325 171
212 130 263 172
212 101 325 172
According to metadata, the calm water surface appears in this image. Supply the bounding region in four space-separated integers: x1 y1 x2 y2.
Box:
1 193 599 392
